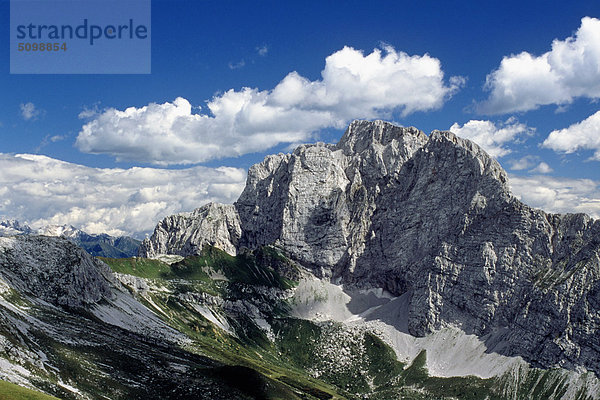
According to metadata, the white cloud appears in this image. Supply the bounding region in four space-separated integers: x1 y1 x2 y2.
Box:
480 17 600 114
78 105 101 119
76 45 463 165
508 156 553 174
20 102 42 120
257 45 268 56
449 118 533 158
509 174 600 219
508 155 538 170
542 110 600 160
0 153 246 238
531 162 553 174
50 135 66 142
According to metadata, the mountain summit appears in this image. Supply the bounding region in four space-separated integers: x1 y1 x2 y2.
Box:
141 120 600 375
1 120 598 399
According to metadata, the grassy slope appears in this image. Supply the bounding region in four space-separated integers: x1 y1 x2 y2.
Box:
100 246 295 292
97 256 172 279
102 246 339 399
99 247 597 400
0 380 60 400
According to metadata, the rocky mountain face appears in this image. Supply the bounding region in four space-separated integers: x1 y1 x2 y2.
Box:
1 120 599 399
141 120 600 376
0 235 297 399
0 220 33 236
0 236 114 308
0 221 141 258
138 203 241 258
2 234 599 399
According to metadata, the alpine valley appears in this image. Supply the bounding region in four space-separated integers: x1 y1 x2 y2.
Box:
1 120 599 399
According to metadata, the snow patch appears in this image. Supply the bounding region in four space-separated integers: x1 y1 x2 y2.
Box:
38 224 80 238
57 379 83 395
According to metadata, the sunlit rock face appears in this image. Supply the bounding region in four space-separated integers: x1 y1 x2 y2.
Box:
139 202 242 258
142 120 600 374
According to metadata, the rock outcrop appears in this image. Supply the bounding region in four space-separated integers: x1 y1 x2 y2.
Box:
236 121 428 273
139 202 241 257
0 235 115 308
140 119 600 374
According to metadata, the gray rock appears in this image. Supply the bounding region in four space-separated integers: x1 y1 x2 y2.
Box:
0 235 115 308
142 119 600 375
236 120 428 275
139 202 241 257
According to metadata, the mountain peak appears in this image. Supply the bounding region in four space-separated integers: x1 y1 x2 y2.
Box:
0 219 33 236
0 221 141 258
39 224 81 238
337 119 427 154
428 128 509 188
142 119 600 377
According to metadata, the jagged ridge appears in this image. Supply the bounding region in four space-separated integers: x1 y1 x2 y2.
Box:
0 221 141 258
139 120 600 376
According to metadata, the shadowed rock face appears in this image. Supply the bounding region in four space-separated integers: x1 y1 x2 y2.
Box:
141 119 600 374
0 235 116 308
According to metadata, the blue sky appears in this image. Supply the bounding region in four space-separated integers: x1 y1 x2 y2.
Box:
1 0 600 237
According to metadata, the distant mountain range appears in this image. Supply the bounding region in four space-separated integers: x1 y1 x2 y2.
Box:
0 219 141 258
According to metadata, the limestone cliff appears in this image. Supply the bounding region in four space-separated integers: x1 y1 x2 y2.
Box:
140 120 600 374
139 202 241 257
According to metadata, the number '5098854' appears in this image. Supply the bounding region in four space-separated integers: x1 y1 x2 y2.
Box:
18 43 67 51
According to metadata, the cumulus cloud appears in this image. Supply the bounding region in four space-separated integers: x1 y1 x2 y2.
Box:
508 156 553 174
542 110 600 160
508 155 538 170
20 102 42 120
480 17 600 114
449 118 533 158
0 153 246 238
509 174 600 219
530 162 553 174
76 45 462 165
